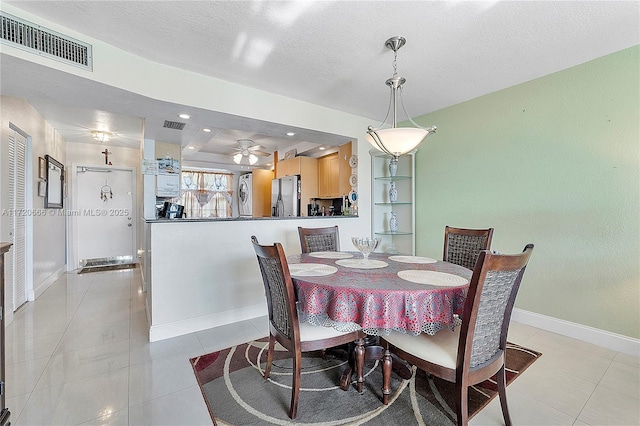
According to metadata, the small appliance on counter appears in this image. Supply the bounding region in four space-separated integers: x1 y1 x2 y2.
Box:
158 201 185 219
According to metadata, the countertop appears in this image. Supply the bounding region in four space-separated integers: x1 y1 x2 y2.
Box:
145 215 359 223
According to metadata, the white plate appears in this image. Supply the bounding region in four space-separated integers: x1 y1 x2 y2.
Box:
397 270 468 286
309 251 354 259
289 263 338 277
388 255 438 264
336 259 388 269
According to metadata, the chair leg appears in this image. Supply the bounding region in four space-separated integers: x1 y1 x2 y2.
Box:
355 338 365 393
497 364 512 426
456 382 469 426
289 350 302 419
381 347 393 405
264 335 275 379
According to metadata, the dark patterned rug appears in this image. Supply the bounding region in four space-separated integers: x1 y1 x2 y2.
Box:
190 337 541 425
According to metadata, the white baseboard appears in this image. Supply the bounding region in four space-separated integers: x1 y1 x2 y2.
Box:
512 308 639 356
32 266 66 300
149 303 267 342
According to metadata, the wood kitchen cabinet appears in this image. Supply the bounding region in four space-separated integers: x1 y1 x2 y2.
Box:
275 156 318 214
317 141 353 199
251 169 273 217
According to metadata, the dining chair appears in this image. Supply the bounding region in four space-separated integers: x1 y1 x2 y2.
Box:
251 235 364 419
443 226 494 270
298 225 340 253
380 244 534 426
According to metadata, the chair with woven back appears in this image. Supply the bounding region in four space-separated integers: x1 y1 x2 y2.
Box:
251 235 364 419
443 226 494 270
380 244 534 426
298 225 340 253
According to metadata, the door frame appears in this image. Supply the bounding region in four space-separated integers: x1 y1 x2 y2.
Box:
68 163 137 271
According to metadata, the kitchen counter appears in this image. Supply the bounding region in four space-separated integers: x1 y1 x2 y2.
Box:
145 215 358 223
141 215 368 342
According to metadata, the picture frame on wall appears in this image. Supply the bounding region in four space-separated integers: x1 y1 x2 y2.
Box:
37 180 46 197
38 157 46 179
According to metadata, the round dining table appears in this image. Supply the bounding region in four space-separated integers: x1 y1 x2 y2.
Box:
287 251 473 392
287 251 472 337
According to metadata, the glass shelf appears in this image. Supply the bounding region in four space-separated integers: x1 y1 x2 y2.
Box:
374 231 413 236
374 202 412 206
374 175 412 182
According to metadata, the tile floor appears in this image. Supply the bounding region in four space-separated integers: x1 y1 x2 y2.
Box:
4 269 639 425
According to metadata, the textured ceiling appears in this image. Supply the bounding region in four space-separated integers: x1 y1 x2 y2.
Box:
1 1 638 169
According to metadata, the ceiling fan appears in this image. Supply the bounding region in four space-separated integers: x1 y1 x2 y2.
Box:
232 139 271 165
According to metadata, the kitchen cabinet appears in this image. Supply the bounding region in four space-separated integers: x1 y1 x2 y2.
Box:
251 169 273 217
317 141 353 199
275 156 318 214
370 151 415 255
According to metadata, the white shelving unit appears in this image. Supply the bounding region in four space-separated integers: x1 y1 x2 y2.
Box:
370 151 415 255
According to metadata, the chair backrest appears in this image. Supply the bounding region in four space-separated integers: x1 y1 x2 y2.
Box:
443 226 494 270
251 236 300 346
458 244 534 371
298 226 340 253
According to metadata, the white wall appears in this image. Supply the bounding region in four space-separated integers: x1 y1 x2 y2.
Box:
0 96 66 319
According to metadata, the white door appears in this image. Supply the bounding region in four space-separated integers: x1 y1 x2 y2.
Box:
74 166 135 266
7 130 28 311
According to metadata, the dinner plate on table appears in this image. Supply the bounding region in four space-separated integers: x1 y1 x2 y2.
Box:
336 259 388 269
309 251 354 259
397 270 468 286
289 263 338 277
388 255 437 264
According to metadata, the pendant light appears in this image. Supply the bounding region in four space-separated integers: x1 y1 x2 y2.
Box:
366 36 436 164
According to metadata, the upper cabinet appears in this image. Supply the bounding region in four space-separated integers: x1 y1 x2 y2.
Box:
317 141 353 199
275 156 318 214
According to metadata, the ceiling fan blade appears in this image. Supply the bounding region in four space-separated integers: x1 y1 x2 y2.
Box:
252 150 271 157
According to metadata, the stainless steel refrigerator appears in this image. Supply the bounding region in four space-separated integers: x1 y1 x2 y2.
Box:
271 175 300 217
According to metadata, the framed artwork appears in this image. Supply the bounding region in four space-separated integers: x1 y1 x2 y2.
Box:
44 155 64 209
37 180 46 197
38 157 46 179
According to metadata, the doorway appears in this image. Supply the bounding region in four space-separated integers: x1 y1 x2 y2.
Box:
71 165 136 269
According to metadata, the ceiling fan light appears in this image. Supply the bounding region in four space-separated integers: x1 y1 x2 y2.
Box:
249 154 258 165
233 153 243 164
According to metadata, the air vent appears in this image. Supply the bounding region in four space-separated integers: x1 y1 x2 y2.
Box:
0 11 92 70
163 120 186 130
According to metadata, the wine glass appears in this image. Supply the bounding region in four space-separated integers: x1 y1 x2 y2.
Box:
351 237 380 262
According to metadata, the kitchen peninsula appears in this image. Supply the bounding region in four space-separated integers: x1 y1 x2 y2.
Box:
141 215 364 342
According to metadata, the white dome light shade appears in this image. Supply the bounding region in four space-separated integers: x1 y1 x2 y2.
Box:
249 154 258 165
366 127 432 157
233 153 243 164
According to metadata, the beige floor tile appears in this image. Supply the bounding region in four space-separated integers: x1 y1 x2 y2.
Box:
16 368 129 426
196 318 268 354
128 385 212 426
5 356 50 398
578 385 640 425
598 361 640 400
54 318 131 354
129 332 205 365
5 332 63 365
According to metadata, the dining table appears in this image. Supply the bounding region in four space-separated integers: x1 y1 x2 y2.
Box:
286 250 472 392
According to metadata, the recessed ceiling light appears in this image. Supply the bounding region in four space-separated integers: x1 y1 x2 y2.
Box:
319 146 326 150
187 146 195 150
178 113 191 119
202 128 211 132
286 132 295 136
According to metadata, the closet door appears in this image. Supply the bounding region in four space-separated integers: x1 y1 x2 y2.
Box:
7 131 28 310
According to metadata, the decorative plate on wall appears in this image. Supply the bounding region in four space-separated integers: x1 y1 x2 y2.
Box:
349 155 358 168
349 173 358 186
349 190 358 203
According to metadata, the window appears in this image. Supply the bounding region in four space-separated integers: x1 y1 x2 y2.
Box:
179 170 233 218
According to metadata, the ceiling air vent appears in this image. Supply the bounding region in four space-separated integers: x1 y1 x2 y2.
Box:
163 120 186 130
0 11 92 70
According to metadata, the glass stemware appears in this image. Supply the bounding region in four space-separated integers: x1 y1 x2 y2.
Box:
351 237 380 262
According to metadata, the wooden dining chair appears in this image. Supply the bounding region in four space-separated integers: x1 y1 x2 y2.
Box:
380 244 534 426
298 225 340 253
251 236 364 419
443 226 494 270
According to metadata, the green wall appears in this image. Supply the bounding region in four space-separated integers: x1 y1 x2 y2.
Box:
413 46 639 339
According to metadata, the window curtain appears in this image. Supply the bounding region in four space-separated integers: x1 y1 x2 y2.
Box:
179 170 233 218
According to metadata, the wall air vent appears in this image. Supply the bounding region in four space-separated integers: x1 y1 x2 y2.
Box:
0 11 92 70
163 120 186 130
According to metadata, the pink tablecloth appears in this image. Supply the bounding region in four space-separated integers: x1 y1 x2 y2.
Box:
288 252 472 336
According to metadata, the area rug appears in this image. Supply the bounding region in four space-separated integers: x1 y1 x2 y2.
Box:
77 263 138 274
190 338 541 425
